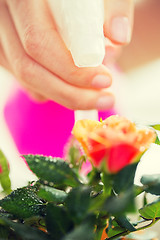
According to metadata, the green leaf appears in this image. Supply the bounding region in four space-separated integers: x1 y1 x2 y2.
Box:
24 155 80 187
107 217 136 239
134 185 144 196
139 198 160 220
0 150 12 194
151 124 160 131
0 217 51 240
113 163 138 194
155 136 160 145
65 186 92 224
108 226 125 238
24 216 45 228
107 218 130 239
0 224 10 239
141 174 160 185
101 173 113 196
0 186 45 219
62 215 96 240
101 189 135 215
141 174 160 195
0 210 15 220
87 168 101 186
46 203 73 240
37 185 67 203
115 216 136 232
68 145 81 168
62 223 94 240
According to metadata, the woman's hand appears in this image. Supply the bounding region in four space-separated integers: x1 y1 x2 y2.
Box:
0 0 134 110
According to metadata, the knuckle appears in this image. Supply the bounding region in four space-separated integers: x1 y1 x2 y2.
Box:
65 92 85 110
75 101 88 110
60 90 78 110
68 68 91 87
23 24 42 56
68 68 80 82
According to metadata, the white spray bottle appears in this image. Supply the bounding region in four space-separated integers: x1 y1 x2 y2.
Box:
47 0 105 121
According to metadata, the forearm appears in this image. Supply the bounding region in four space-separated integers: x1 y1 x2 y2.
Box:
118 0 160 71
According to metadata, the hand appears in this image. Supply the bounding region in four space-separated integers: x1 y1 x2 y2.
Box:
0 0 133 110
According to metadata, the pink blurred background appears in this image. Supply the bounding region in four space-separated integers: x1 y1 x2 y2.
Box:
4 86 115 158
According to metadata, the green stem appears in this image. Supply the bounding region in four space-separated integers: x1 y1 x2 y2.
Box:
106 230 130 240
106 218 160 240
101 173 113 197
136 218 159 232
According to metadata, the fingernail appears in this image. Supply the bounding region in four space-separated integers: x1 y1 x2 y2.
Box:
96 95 114 110
110 16 131 43
92 75 111 88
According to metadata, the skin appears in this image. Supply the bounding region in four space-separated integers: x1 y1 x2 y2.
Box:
0 0 134 110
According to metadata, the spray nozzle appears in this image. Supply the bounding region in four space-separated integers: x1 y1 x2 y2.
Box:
48 0 105 67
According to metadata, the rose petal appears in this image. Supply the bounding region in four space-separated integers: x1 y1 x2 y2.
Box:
0 165 3 174
72 116 156 174
108 143 139 173
88 138 108 167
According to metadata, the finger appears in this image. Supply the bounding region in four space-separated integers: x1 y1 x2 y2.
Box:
0 41 46 103
0 41 11 70
25 87 47 102
6 0 112 89
0 3 114 110
104 0 134 44
103 38 122 65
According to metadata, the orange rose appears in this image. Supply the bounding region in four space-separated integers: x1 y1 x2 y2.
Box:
72 115 156 173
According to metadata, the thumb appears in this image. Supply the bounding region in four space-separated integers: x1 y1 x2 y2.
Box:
104 0 134 44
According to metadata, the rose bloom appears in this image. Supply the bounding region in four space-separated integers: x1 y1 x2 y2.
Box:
72 115 156 173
